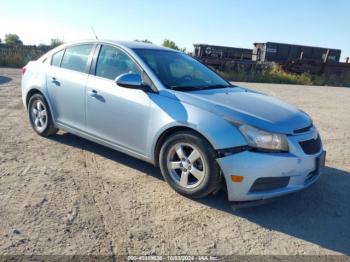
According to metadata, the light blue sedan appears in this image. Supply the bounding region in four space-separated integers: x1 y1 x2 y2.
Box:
21 40 325 202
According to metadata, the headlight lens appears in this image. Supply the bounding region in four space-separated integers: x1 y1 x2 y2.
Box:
239 124 289 152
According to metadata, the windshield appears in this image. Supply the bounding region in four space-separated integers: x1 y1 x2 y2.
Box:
133 49 232 91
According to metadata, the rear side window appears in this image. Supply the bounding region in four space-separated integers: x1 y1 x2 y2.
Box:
95 45 140 80
61 44 94 73
51 50 64 67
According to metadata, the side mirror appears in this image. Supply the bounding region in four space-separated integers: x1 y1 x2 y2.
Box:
116 73 148 90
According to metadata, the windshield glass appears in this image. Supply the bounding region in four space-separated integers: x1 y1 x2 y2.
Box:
133 49 232 90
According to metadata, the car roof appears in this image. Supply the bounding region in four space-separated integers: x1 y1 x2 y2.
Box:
63 39 178 52
38 39 181 67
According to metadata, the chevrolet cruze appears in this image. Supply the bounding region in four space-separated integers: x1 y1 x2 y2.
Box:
21 40 326 202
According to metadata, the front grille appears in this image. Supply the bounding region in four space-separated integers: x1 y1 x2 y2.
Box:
250 177 290 193
299 135 321 155
294 124 313 134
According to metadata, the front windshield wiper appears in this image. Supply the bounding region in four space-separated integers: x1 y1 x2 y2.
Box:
169 84 234 91
199 84 235 90
168 86 200 91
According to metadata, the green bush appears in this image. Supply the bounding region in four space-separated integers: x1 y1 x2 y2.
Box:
0 50 43 67
219 63 350 87
311 73 350 87
0 53 24 67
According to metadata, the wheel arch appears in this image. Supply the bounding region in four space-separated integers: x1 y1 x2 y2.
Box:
26 88 43 107
153 125 216 167
25 88 56 124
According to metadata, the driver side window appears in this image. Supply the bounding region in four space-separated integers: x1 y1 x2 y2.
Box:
95 45 140 80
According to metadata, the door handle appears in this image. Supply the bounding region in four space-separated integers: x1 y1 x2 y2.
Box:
51 77 60 86
88 89 98 96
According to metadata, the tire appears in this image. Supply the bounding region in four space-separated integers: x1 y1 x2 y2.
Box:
28 94 58 137
159 131 221 199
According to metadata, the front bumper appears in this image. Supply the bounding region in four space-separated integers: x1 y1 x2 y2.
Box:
217 129 325 202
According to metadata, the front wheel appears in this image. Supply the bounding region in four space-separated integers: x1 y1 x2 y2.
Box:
28 94 58 137
159 131 221 199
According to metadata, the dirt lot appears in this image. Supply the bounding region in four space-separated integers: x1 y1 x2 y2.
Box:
0 67 349 256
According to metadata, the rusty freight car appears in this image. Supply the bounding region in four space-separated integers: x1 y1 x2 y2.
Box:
193 44 253 68
252 42 341 63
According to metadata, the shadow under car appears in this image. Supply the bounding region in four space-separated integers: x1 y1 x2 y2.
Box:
49 132 350 255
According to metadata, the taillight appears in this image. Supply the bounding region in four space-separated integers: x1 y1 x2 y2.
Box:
22 66 26 75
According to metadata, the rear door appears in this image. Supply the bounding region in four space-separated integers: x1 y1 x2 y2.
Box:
85 44 151 154
46 44 95 131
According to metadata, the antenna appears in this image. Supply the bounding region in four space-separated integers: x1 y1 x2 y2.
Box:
90 26 98 40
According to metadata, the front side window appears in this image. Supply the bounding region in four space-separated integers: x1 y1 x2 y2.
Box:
51 50 64 67
134 49 230 90
60 44 94 73
95 45 140 80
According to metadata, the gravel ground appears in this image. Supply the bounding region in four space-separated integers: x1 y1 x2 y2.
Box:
0 67 349 256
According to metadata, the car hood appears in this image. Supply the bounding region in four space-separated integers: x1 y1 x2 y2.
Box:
172 87 311 134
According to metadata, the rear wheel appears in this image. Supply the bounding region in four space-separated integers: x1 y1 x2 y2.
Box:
159 131 221 198
28 94 58 137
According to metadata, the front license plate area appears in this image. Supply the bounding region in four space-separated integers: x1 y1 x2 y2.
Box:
305 151 326 184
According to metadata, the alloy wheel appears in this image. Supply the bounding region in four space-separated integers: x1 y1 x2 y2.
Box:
166 142 207 189
30 100 48 133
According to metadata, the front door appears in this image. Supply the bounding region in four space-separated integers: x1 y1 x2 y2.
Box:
85 45 151 155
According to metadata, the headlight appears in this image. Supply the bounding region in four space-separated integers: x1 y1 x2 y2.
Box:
239 124 289 152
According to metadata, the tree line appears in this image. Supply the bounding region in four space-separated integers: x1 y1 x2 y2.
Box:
0 34 64 48
135 39 186 52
